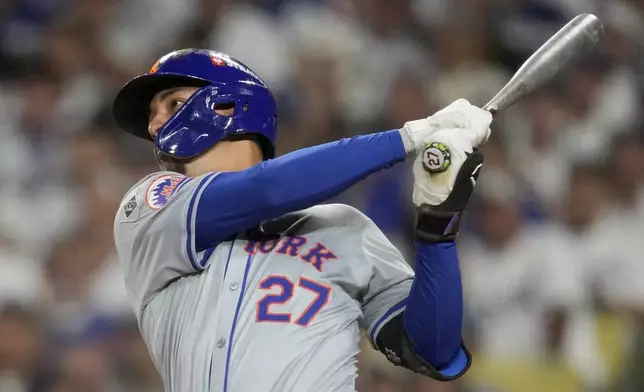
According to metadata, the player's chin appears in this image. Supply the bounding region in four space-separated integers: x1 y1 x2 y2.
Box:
154 149 190 174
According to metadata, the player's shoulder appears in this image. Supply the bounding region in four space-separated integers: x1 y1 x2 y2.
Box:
304 203 372 228
115 171 190 223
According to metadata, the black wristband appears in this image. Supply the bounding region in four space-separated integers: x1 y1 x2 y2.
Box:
415 206 461 242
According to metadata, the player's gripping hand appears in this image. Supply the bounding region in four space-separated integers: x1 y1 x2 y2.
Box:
399 99 492 156
411 124 491 242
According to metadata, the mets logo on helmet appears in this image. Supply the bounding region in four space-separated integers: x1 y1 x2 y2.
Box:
146 174 187 210
149 59 161 73
207 51 263 81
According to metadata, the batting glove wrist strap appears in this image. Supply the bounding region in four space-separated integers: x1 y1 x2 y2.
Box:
416 208 461 242
415 149 484 242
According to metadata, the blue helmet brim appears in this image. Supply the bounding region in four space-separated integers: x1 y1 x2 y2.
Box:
112 72 210 141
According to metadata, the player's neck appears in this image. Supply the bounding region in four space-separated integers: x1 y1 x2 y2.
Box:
185 140 263 176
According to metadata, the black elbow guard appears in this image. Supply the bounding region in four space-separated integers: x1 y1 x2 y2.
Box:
374 312 472 382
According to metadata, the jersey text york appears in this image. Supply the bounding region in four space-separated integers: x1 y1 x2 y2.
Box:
244 235 337 272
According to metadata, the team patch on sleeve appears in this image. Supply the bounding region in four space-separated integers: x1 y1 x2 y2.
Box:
146 174 188 210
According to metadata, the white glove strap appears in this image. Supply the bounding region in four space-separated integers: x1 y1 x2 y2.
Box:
399 119 429 156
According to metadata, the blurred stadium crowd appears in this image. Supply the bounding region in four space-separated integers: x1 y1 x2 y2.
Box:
0 0 643 391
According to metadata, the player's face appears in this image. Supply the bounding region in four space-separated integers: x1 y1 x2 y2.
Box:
147 87 235 138
148 86 261 176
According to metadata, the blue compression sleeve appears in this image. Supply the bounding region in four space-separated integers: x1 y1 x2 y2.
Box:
194 130 406 250
403 240 464 370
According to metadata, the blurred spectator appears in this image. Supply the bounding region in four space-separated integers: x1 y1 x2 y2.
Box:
0 248 45 309
176 0 231 49
460 167 585 361
603 133 644 221
45 22 109 134
209 0 292 92
277 46 346 154
504 91 572 214
591 130 644 392
43 229 129 341
591 135 644 324
112 322 163 392
0 0 63 79
532 165 611 388
560 53 640 163
431 22 508 108
0 72 79 257
55 343 118 392
0 305 47 392
105 0 199 73
285 0 431 123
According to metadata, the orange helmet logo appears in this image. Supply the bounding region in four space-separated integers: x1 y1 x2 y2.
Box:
149 59 161 74
210 55 227 66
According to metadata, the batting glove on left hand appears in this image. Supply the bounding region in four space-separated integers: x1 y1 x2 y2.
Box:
399 98 492 156
412 127 487 242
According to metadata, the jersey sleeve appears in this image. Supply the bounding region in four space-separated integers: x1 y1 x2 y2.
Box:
359 218 471 381
358 217 415 347
114 171 219 313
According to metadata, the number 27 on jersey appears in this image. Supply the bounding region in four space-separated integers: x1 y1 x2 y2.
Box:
256 275 331 327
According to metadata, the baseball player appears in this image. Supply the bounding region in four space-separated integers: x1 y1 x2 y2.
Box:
112 49 492 391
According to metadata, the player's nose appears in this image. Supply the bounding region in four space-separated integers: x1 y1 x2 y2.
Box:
148 116 166 139
148 124 158 139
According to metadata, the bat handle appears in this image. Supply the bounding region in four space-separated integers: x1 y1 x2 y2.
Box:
479 101 498 146
482 100 499 117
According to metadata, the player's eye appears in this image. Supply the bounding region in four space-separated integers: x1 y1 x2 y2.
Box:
170 99 185 111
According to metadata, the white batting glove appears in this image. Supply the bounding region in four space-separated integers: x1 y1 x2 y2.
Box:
399 98 493 156
412 128 481 206
412 127 487 242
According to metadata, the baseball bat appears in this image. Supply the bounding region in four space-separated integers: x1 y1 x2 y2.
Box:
483 13 604 115
421 14 603 174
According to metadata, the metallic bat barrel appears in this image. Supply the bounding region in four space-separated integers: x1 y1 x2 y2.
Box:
484 14 604 114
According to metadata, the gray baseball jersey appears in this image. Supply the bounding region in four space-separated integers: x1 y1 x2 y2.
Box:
114 171 414 392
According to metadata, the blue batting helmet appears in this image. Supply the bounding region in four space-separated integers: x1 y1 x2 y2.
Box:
112 48 277 160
